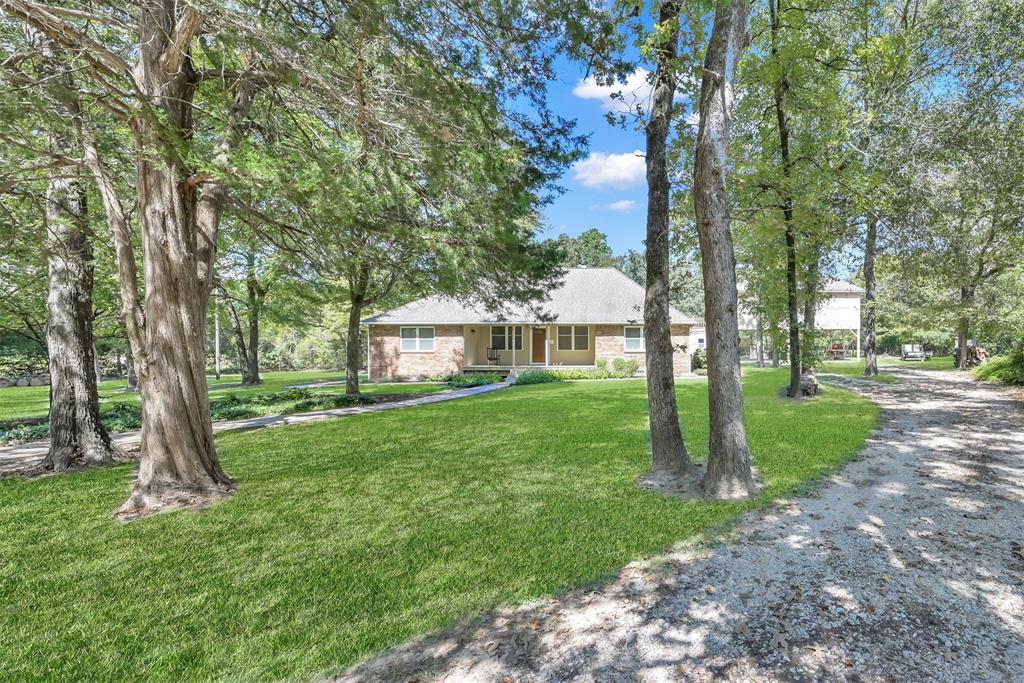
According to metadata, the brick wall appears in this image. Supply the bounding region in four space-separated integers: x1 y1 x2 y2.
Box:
594 323 691 375
369 325 465 379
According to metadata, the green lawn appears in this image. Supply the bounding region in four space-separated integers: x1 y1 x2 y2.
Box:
878 354 955 371
818 360 898 383
0 370 441 422
0 369 878 681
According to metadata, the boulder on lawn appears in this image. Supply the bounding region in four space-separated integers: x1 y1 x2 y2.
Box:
16 378 30 387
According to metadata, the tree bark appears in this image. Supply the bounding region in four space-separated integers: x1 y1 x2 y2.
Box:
345 299 363 395
30 28 115 471
114 4 236 516
240 250 263 385
770 0 801 397
955 286 974 370
125 342 138 391
756 319 765 368
643 0 690 476
863 214 879 376
693 0 758 499
802 263 818 372
42 148 116 471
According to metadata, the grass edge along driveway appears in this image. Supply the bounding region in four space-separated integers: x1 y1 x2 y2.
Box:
0 369 879 682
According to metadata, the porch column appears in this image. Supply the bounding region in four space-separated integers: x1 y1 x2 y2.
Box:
545 325 551 365
512 325 517 367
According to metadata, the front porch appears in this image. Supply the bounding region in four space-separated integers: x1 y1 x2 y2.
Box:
464 324 597 370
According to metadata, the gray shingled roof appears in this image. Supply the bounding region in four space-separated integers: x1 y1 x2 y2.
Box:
363 267 699 325
823 279 865 294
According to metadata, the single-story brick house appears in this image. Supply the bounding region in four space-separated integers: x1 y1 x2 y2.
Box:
363 267 698 379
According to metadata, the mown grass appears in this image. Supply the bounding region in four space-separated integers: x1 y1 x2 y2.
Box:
0 370 441 422
818 360 898 383
0 369 878 682
878 355 955 371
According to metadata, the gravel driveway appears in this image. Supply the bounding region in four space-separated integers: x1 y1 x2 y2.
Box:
338 369 1024 682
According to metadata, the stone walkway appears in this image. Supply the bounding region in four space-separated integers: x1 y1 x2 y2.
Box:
0 381 509 475
338 369 1024 682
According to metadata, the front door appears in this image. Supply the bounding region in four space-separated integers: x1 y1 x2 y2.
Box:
531 328 546 363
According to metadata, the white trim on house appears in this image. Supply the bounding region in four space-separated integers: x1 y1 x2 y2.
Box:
399 326 435 353
624 325 645 353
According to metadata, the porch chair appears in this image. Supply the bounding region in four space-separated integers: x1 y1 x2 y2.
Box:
486 347 501 365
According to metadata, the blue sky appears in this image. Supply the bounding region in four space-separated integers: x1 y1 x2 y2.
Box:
537 60 653 256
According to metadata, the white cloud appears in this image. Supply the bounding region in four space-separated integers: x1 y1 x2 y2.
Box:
572 68 653 112
605 200 636 211
572 150 646 189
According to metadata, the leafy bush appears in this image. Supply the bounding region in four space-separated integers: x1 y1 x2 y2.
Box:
514 370 560 385
691 347 707 371
621 358 640 377
0 350 48 377
975 339 1024 384
595 358 609 371
445 373 503 388
611 357 626 372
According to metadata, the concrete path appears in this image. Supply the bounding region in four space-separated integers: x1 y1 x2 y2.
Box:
338 369 1024 682
0 381 509 475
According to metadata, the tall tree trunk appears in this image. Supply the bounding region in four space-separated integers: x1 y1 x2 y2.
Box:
42 151 116 471
756 319 765 368
223 294 253 383
345 298 363 395
693 0 758 499
241 249 263 385
863 214 879 376
802 273 818 371
213 293 222 380
770 0 801 397
643 0 690 477
125 342 138 392
770 334 780 368
30 28 115 471
115 4 236 516
955 286 974 370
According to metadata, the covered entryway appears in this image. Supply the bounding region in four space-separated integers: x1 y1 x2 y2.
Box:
531 328 546 363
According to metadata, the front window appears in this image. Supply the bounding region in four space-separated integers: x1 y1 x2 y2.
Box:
624 326 644 352
557 325 589 351
698 338 705 349
400 326 435 352
490 326 522 350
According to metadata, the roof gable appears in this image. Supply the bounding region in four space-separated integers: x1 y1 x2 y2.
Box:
363 267 698 325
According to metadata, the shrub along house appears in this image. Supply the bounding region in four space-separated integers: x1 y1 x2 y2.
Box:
363 267 698 379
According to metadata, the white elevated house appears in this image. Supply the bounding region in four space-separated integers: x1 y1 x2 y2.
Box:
689 279 865 358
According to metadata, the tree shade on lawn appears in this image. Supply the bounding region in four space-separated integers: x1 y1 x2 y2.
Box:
0 369 878 681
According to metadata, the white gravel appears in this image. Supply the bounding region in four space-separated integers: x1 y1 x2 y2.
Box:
337 369 1024 682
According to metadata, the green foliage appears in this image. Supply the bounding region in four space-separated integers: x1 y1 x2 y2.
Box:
444 373 503 388
595 357 609 371
513 370 560 384
0 370 877 681
691 347 707 370
547 228 616 267
0 350 47 378
611 357 626 372
975 338 1024 384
